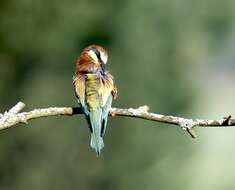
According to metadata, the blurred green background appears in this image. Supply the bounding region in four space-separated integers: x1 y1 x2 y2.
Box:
0 0 235 189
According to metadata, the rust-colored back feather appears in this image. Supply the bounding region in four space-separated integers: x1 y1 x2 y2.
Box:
75 45 104 75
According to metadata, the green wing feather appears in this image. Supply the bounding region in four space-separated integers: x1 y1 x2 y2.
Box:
101 94 112 137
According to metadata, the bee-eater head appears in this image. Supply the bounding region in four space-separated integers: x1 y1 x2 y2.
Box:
76 45 108 74
87 45 108 66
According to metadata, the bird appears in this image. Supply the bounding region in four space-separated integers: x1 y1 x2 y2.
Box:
73 45 117 155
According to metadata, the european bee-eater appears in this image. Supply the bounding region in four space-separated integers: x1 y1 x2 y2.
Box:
73 45 117 155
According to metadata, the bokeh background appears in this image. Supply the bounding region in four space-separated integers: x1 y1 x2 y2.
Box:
0 0 235 189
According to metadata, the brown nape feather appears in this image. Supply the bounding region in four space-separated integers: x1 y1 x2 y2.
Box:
75 51 101 75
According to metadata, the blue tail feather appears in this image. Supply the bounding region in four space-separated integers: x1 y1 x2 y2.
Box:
89 111 104 155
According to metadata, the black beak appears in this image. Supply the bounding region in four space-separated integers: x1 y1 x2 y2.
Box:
101 61 106 72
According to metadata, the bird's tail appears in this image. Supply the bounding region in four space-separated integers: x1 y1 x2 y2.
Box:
90 133 104 156
89 111 104 156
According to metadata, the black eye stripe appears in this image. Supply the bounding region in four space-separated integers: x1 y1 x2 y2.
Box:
94 50 101 61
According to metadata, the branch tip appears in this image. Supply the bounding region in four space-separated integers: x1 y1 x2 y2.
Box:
9 102 26 114
222 115 232 126
178 118 197 138
186 128 197 139
138 105 149 112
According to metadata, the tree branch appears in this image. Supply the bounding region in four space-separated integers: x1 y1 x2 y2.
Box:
0 102 234 138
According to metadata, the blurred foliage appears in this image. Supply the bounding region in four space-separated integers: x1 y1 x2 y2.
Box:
0 0 234 189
